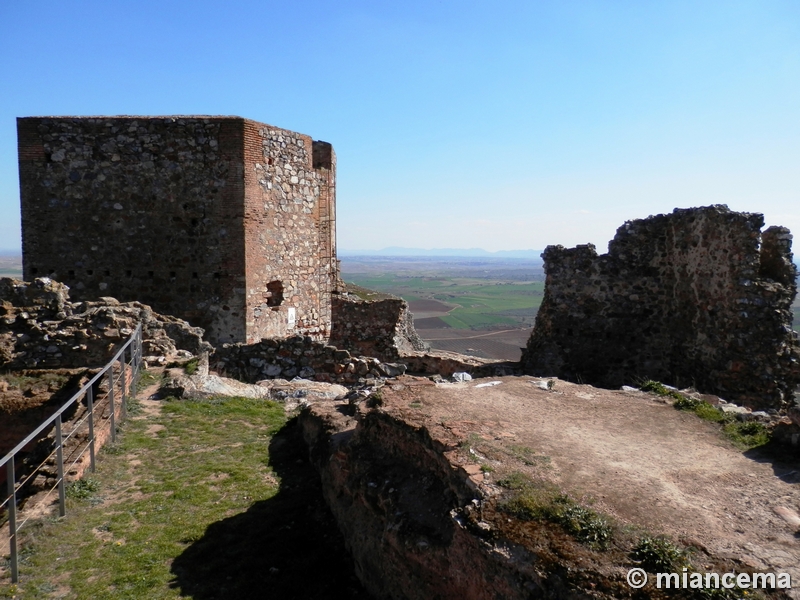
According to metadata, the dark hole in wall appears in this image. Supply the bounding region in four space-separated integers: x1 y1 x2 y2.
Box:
266 281 284 307
312 141 333 170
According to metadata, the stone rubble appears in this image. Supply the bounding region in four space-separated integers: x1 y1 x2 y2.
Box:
0 277 210 369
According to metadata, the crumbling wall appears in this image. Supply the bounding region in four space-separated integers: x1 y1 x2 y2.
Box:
328 294 428 361
521 205 800 409
0 277 210 369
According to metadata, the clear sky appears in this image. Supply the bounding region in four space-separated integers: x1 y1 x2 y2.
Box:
1 1 798 254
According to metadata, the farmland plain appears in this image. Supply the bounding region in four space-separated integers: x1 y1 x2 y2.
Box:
340 256 545 360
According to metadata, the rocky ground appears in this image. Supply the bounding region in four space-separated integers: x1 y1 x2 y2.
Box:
301 375 800 599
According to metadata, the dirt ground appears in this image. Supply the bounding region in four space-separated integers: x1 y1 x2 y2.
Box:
415 327 530 360
380 376 800 594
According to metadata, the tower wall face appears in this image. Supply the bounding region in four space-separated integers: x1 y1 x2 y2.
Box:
241 120 336 343
17 116 338 345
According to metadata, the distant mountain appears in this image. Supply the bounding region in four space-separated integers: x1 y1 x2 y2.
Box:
339 247 543 258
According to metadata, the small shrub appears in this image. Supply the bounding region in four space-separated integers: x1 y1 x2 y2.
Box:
66 477 101 500
555 499 612 549
673 395 700 410
546 379 556 390
633 535 687 572
366 390 383 408
183 358 200 376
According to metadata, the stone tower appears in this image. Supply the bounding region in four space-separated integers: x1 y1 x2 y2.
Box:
17 116 337 344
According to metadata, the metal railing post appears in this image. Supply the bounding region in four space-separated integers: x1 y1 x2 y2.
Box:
55 415 66 517
119 347 127 421
87 386 96 473
108 366 116 443
7 454 18 583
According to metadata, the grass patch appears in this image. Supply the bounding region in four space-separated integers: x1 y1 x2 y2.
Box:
508 444 551 467
183 358 199 376
498 472 612 550
640 380 684 401
641 380 771 451
1 395 287 598
135 369 162 392
723 421 771 450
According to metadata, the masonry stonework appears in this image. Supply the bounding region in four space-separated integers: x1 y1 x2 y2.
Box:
521 205 800 409
17 116 337 345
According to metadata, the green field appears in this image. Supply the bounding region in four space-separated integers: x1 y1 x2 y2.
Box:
344 273 544 330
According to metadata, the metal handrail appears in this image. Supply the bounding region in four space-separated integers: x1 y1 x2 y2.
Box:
1 323 143 583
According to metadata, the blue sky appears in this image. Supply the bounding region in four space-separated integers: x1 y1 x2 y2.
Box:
1 1 799 253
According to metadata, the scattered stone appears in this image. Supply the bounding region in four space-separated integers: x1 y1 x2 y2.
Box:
452 372 472 383
475 381 501 388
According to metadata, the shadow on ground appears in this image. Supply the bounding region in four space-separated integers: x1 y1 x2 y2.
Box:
169 417 371 600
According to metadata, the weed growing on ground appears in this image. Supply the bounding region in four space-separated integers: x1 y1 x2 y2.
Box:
508 444 551 467
632 535 687 572
183 358 200 375
498 472 612 550
65 477 101 500
640 380 684 401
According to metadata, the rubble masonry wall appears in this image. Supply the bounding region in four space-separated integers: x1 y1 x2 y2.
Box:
521 205 800 409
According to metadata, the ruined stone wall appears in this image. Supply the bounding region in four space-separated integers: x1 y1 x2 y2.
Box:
17 116 338 345
522 206 800 409
328 294 429 361
0 277 210 369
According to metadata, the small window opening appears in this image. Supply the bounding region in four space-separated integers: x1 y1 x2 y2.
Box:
213 272 221 279
192 272 198 279
169 271 176 278
148 271 154 278
31 268 38 275
125 270 132 277
104 270 110 277
86 269 93 276
68 270 75 277
266 280 284 307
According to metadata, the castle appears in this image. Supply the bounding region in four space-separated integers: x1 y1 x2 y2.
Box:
17 116 337 344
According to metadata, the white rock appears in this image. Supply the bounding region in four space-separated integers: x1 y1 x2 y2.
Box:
475 381 502 388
